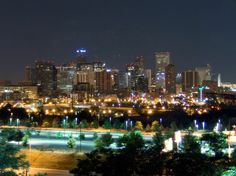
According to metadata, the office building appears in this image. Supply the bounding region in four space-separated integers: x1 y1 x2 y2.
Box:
165 64 176 94
182 70 199 92
155 52 170 89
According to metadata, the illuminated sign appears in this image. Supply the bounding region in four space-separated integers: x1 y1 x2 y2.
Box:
76 48 87 53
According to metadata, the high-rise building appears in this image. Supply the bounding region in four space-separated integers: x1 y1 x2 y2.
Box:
182 70 199 92
155 52 170 89
155 52 170 73
195 64 211 85
56 65 76 95
165 64 176 94
144 69 152 92
34 60 57 97
134 56 144 75
95 70 112 94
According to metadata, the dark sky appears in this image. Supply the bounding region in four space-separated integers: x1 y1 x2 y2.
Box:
0 0 236 82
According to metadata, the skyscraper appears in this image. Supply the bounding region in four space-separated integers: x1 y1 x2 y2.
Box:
134 56 144 75
95 70 112 94
56 65 76 95
165 64 176 94
155 52 170 90
195 64 211 85
34 60 57 97
155 52 170 73
182 70 199 92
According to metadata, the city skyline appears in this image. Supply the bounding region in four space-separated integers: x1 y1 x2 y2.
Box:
0 0 236 82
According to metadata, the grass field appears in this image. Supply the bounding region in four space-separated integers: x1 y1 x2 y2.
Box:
20 149 82 170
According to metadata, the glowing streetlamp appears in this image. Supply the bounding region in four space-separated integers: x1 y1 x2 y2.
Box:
202 121 205 130
109 117 112 132
160 118 162 124
130 121 133 129
16 118 20 129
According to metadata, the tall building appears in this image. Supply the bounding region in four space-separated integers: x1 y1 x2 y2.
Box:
34 60 57 97
134 56 144 75
195 64 211 85
155 52 170 73
25 66 36 83
155 52 170 89
144 69 152 92
182 70 199 92
95 70 112 94
165 64 176 94
56 65 76 95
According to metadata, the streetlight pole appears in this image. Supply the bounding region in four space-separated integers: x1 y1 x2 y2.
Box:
63 119 66 138
9 118 12 126
79 122 82 152
109 117 112 133
16 118 19 130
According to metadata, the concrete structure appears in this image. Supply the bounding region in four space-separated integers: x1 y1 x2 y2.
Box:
165 64 176 94
56 65 76 95
195 64 211 85
182 70 199 92
155 52 170 90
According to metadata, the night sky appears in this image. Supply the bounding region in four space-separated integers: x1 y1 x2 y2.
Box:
0 0 236 82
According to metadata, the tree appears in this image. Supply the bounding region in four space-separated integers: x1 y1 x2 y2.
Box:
42 121 50 128
102 120 111 129
91 120 99 129
168 152 220 176
71 119 78 129
152 132 165 152
95 133 113 149
181 134 201 153
79 133 86 140
145 124 151 132
221 167 236 176
170 121 178 131
80 120 89 129
113 119 121 129
67 137 77 149
34 173 48 176
117 131 145 151
52 117 60 128
0 138 29 175
22 134 29 147
61 120 69 129
201 132 227 158
151 120 160 131
93 132 98 140
1 129 24 145
134 121 143 131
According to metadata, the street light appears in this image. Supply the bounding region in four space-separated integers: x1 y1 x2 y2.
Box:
16 118 20 129
9 118 12 126
63 119 66 138
79 121 82 152
130 121 133 130
109 117 112 132
202 121 205 130
125 120 128 131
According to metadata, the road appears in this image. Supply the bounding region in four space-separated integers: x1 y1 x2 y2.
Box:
17 168 73 176
27 130 153 152
4 127 236 151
